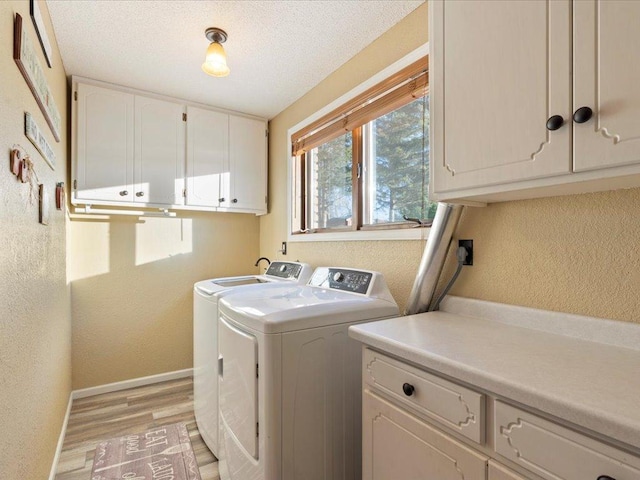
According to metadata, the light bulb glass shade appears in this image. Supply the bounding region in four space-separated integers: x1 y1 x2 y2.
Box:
202 42 230 77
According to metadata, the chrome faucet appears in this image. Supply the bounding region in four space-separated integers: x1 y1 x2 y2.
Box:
254 257 271 268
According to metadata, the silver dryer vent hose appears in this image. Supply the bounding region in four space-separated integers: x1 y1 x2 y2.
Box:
404 203 464 315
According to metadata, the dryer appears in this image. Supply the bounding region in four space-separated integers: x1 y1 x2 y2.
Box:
193 261 313 457
217 267 399 480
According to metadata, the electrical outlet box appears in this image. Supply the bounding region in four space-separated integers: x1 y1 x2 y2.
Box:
281 241 287 255
459 239 473 265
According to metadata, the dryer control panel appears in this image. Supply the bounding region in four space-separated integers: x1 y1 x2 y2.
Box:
266 261 305 280
310 268 373 294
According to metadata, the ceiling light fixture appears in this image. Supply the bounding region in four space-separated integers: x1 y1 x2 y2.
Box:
202 27 230 77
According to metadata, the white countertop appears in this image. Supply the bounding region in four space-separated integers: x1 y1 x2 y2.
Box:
348 296 640 451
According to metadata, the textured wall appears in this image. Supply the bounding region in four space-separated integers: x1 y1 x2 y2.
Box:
261 3 429 312
262 0 640 324
0 1 71 478
447 188 640 323
69 211 260 389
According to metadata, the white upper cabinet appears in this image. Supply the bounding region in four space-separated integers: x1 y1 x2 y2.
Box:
185 107 267 214
186 106 229 208
75 83 135 203
134 96 185 206
430 0 640 203
227 115 267 214
431 0 572 194
72 77 267 214
573 0 640 172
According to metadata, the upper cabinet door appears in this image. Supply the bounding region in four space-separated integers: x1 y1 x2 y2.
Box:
185 106 229 208
76 83 134 202
134 97 185 205
573 0 640 172
431 0 572 194
228 115 267 214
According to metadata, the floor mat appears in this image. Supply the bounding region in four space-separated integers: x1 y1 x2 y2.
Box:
91 422 202 480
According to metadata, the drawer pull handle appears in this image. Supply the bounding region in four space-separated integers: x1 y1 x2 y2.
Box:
402 382 415 396
597 476 616 480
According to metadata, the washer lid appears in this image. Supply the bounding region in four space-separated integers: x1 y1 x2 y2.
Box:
194 276 276 296
219 283 399 334
194 261 313 296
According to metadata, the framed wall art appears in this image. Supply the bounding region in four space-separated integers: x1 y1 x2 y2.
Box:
25 112 55 170
13 13 61 142
30 0 52 68
39 184 50 225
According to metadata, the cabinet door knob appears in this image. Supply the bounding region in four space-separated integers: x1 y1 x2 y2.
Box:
219 197 225 202
402 383 415 396
545 115 564 131
119 190 128 196
136 192 144 197
573 106 593 124
597 476 616 480
232 198 238 203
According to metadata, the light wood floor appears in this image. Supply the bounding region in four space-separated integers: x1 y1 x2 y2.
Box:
54 376 219 480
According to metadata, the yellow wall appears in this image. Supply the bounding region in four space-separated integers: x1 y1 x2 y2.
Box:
449 188 640 323
0 1 71 477
68 211 260 389
262 1 640 324
262 3 430 312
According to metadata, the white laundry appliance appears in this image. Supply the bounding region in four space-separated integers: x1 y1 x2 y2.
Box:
216 267 399 480
193 261 313 458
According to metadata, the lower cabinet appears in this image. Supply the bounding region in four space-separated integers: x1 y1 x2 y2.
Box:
360 347 640 480
488 461 528 480
495 401 640 480
362 390 487 480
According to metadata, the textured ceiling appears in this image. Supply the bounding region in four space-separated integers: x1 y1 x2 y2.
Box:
47 0 425 119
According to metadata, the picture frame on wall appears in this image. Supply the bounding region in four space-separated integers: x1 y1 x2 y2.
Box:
29 0 52 68
13 13 61 142
39 184 50 225
25 112 56 170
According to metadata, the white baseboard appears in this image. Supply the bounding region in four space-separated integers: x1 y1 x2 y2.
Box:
48 392 73 480
49 368 193 477
72 368 193 400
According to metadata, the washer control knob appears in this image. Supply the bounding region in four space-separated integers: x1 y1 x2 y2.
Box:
279 264 288 272
333 272 344 282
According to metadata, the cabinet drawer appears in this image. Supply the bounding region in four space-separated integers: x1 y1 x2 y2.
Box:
363 390 487 480
495 400 640 480
363 348 485 443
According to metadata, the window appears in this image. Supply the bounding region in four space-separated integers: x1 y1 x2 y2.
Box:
291 56 434 235
307 131 353 229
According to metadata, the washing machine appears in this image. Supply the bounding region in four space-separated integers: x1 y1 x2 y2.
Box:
216 267 399 480
193 261 313 458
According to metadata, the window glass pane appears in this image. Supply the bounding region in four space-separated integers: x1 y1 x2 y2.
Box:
363 96 436 225
307 132 353 229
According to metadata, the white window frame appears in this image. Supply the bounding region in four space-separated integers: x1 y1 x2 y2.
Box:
287 43 430 243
